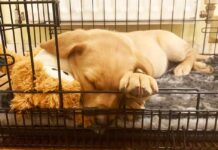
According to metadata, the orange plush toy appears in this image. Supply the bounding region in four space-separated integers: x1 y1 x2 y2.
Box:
0 45 93 127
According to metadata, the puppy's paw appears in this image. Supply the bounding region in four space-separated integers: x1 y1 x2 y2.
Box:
174 64 192 76
193 61 214 74
119 72 158 98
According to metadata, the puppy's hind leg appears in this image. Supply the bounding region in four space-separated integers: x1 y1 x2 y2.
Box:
174 48 197 76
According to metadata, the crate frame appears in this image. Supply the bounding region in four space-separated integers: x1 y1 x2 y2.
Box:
0 0 218 149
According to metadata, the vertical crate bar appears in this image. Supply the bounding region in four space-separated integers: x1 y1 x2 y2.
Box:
52 0 64 108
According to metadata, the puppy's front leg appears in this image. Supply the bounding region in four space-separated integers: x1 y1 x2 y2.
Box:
119 72 158 109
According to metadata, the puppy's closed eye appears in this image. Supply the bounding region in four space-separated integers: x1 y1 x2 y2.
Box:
51 68 58 71
63 71 69 75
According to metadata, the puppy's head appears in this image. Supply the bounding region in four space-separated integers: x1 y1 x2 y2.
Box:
70 42 136 102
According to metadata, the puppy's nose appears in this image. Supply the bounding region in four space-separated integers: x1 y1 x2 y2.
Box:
95 115 110 126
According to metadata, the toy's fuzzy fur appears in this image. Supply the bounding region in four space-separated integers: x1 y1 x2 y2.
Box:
0 46 93 126
10 59 81 110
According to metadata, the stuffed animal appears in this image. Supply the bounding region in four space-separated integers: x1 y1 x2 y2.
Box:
0 45 93 126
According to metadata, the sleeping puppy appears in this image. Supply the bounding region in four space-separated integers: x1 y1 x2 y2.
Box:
40 29 213 124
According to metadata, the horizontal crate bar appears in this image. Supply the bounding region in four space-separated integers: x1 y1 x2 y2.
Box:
1 19 218 27
0 89 217 94
0 1 57 4
0 23 58 27
0 107 218 113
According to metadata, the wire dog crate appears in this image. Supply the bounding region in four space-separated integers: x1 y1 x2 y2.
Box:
0 0 218 149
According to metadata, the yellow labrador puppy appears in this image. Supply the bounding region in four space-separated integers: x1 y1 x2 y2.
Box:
40 29 213 124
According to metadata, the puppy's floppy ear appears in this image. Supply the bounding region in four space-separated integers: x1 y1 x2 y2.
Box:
67 43 87 56
40 30 88 58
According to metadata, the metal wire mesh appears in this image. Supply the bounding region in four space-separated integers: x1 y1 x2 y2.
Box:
0 0 218 149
